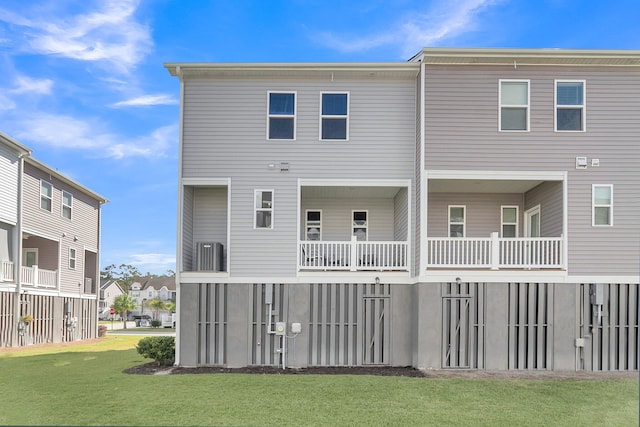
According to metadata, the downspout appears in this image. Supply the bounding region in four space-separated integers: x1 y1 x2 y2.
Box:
13 152 28 346
174 65 184 366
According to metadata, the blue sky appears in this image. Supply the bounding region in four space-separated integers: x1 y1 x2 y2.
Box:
0 0 638 274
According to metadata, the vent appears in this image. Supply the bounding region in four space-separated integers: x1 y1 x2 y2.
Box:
195 242 224 271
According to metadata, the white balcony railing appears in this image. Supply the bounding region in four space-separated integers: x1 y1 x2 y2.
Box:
21 265 58 288
1 260 14 282
299 238 409 271
427 233 564 270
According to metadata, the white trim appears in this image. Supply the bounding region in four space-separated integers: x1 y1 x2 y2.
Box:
40 180 52 212
501 205 519 237
254 189 274 229
22 227 60 242
448 205 466 238
182 178 230 186
22 248 38 267
352 210 368 241
319 91 350 141
499 79 530 132
426 170 566 181
305 209 322 241
300 178 410 187
267 91 297 140
68 247 76 270
419 63 427 275
592 184 613 226
61 190 72 220
554 79 586 132
562 172 568 270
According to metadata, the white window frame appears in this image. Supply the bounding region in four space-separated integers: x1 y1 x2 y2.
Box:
267 91 296 140
352 210 368 241
40 180 53 212
254 189 274 229
448 205 466 238
22 248 38 267
305 210 322 241
319 91 349 141
501 205 519 238
555 80 586 132
62 190 73 220
69 248 76 270
499 79 530 132
592 184 613 226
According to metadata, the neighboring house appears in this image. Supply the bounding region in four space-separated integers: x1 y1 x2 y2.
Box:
0 132 107 347
99 279 125 317
165 48 640 371
128 276 176 315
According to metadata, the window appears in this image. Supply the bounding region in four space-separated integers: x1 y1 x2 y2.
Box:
40 181 52 211
449 206 466 237
254 190 274 229
69 248 76 270
499 80 529 131
268 92 295 140
320 92 349 140
62 191 72 220
501 206 519 237
23 248 38 267
352 211 368 241
592 185 612 226
556 80 585 131
305 210 322 241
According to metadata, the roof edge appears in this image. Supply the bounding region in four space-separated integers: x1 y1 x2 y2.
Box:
0 131 32 155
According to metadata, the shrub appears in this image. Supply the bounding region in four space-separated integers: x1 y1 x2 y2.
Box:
151 320 162 328
97 325 108 337
136 336 175 365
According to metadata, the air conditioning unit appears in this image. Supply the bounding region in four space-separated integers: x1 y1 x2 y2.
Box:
195 242 223 271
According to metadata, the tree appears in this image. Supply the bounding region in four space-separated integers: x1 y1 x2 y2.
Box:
112 294 137 329
165 301 176 313
100 264 142 292
146 298 166 321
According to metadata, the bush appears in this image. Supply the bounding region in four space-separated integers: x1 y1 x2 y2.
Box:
136 336 175 365
97 325 108 337
151 320 162 328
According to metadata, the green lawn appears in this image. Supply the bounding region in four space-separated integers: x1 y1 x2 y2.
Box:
0 337 637 426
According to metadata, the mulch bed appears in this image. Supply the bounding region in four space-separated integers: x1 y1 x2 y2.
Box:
124 362 639 380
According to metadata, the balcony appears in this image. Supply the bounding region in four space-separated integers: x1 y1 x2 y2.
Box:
427 233 564 270
1 260 14 282
21 265 58 288
299 238 409 271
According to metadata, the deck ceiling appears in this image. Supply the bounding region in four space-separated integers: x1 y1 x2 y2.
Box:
302 186 403 199
429 179 544 193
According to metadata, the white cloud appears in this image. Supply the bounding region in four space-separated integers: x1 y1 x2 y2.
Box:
10 75 54 95
13 113 177 159
111 94 179 108
0 0 152 73
314 0 501 57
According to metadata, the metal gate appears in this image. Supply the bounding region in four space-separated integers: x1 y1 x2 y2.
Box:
363 296 389 365
442 282 484 368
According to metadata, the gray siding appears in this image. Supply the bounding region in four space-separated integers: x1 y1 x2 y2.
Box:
0 143 19 225
428 193 523 238
424 65 640 275
525 181 563 237
182 186 194 271
22 163 100 294
182 76 416 277
193 187 228 268
393 188 408 241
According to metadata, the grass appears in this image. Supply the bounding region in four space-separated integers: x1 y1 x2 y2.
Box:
0 337 638 426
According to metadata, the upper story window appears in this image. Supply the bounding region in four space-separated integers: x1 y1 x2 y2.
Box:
254 190 274 229
556 80 585 131
449 206 466 237
499 80 529 131
69 248 76 270
320 92 349 140
305 210 322 241
40 181 52 212
352 211 368 241
268 92 296 140
501 206 519 237
62 191 73 220
592 185 612 226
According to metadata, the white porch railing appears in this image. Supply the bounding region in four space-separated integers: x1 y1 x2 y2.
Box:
1 260 14 282
427 233 564 269
21 265 58 288
299 238 409 271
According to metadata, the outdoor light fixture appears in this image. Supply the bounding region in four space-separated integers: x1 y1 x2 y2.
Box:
375 277 380 285
456 277 462 284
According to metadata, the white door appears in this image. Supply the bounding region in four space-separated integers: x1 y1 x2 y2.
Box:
525 206 540 237
22 248 38 267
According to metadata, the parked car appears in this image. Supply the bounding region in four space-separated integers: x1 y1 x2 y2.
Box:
127 314 152 327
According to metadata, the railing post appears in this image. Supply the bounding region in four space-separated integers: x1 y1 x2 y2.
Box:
33 265 39 286
490 232 499 270
350 236 358 272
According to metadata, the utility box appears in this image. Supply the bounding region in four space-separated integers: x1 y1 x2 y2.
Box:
274 322 286 336
590 283 604 305
195 242 224 271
